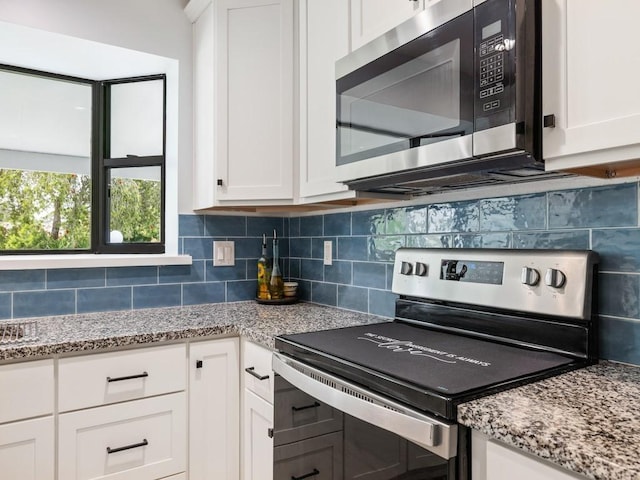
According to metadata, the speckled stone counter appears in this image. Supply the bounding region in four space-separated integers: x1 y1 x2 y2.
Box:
458 361 640 480
0 301 386 361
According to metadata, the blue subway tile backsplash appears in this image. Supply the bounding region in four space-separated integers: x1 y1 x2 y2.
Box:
3 181 640 366
338 285 369 313
0 293 10 319
78 287 132 314
0 270 45 292
324 212 352 236
13 290 76 318
592 229 640 272
133 284 182 309
548 183 638 229
48 268 106 290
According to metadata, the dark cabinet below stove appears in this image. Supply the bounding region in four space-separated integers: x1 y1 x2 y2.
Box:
274 432 343 480
274 376 343 446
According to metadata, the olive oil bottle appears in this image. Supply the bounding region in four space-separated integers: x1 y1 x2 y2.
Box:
269 229 284 299
256 234 271 300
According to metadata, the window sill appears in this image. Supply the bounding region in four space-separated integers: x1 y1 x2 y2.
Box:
0 254 192 271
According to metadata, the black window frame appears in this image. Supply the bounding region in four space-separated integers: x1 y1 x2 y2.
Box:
0 64 166 255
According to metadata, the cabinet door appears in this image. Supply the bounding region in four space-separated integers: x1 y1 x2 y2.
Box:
273 375 343 446
192 0 216 210
350 0 424 50
543 0 640 169
0 359 53 424
58 393 186 480
0 417 54 480
242 389 274 480
58 344 186 412
298 0 354 201
242 339 275 404
486 439 587 480
215 0 294 201
274 431 343 480
189 338 239 480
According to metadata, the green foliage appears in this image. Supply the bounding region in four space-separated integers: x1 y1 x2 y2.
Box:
109 176 161 243
0 168 161 251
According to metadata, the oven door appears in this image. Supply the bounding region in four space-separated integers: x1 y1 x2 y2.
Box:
335 3 475 185
273 353 467 480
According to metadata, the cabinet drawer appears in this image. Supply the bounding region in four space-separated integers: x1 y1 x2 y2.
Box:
59 344 186 412
0 359 53 424
242 340 274 403
58 392 186 480
0 416 54 480
274 376 343 446
274 431 343 480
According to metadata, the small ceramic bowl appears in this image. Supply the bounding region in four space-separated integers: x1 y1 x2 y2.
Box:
283 281 298 297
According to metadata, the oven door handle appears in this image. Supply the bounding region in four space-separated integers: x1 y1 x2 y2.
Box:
272 353 457 460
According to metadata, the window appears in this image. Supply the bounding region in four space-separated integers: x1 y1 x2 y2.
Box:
0 65 165 254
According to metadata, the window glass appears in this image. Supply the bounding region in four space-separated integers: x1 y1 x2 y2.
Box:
0 69 92 251
108 166 161 244
109 79 164 158
0 66 166 255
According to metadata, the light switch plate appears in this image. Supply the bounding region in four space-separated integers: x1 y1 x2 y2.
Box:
323 241 333 266
213 241 235 266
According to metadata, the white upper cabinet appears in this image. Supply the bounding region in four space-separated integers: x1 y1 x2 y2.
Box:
191 0 294 208
350 0 425 51
298 0 355 202
543 0 640 176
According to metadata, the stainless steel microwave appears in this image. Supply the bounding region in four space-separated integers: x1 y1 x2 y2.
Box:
335 0 550 195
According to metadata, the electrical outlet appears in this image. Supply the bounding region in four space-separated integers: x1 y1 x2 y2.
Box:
323 241 333 266
213 241 235 266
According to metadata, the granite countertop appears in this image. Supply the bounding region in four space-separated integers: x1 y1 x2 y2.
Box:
458 361 640 480
0 301 386 361
4 303 639 480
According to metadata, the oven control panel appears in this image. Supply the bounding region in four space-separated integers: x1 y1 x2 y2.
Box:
393 248 598 320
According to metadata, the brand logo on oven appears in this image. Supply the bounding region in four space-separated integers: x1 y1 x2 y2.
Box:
357 333 492 367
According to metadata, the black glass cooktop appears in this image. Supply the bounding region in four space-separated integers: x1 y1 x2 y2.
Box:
276 321 577 419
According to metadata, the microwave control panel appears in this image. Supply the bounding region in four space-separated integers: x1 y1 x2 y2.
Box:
474 0 515 132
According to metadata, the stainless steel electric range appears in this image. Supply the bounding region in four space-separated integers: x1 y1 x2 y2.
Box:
272 248 598 480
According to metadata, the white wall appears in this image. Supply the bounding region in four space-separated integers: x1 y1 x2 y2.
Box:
0 0 195 213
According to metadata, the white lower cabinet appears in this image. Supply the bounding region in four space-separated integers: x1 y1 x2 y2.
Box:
473 430 587 480
0 359 54 480
188 338 240 480
243 390 274 480
58 393 186 480
0 337 249 480
0 359 53 424
0 416 54 480
241 340 274 480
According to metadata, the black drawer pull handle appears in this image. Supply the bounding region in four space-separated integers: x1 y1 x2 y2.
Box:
106 438 148 454
245 366 269 381
292 468 319 480
106 371 149 383
292 401 320 412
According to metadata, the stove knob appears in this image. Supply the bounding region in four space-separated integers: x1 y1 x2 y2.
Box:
414 262 428 276
400 261 413 275
521 267 540 286
545 268 566 288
